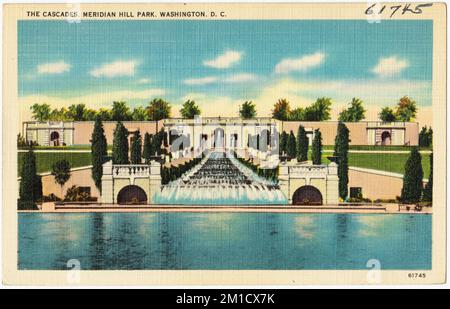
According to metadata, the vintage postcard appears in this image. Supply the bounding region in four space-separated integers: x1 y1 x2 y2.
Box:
2 2 447 286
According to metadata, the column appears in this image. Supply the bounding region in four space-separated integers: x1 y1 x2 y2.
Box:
149 160 162 205
101 160 114 204
326 162 339 205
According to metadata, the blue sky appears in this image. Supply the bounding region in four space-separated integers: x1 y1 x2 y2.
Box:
18 20 433 123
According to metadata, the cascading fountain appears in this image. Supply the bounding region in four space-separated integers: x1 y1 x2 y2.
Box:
152 151 288 205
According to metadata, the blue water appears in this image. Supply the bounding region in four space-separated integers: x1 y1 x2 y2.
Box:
18 212 431 270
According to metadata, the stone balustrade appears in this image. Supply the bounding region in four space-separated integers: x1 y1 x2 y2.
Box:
112 165 150 178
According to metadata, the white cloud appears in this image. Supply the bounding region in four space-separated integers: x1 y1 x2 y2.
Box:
371 56 409 78
184 73 257 86
203 51 243 69
183 76 218 85
137 78 151 84
275 52 325 74
90 60 139 78
224 73 257 83
37 61 71 74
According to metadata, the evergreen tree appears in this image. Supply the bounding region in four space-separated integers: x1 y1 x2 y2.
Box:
418 126 428 147
34 175 43 202
130 130 142 164
151 129 165 155
279 131 288 155
311 129 322 165
112 121 129 164
334 122 350 199
401 147 423 203
91 117 107 192
142 133 153 163
19 148 38 202
296 125 308 162
287 130 297 159
422 152 433 202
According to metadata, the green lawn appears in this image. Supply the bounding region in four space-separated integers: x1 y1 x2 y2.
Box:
321 145 432 151
19 149 431 177
319 152 431 177
19 144 114 151
18 152 92 174
349 153 430 176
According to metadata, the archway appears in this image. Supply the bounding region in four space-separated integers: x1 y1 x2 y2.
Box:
292 185 323 205
381 131 391 145
213 128 225 148
117 185 147 204
50 131 60 146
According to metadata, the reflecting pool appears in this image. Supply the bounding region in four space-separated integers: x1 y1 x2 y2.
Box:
18 212 431 270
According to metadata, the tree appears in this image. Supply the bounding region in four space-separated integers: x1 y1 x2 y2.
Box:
338 98 366 122
19 148 39 201
34 175 43 202
272 99 291 121
422 152 433 202
91 117 107 192
147 98 171 121
130 131 142 164
296 126 308 162
83 108 98 121
142 133 153 163
289 107 305 121
428 127 433 148
379 107 397 122
418 126 428 147
303 97 332 121
111 101 132 121
67 104 87 121
97 108 112 121
286 130 296 159
401 147 423 203
395 96 417 122
239 101 257 119
419 126 433 148
152 129 165 155
30 103 51 121
131 106 147 121
180 100 201 119
279 131 288 155
51 160 71 199
49 107 70 121
334 122 350 200
112 121 129 164
311 129 322 165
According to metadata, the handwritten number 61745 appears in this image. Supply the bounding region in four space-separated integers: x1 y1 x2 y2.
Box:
365 3 433 18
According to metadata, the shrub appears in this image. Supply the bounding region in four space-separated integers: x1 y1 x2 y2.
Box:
18 200 38 210
42 193 61 202
64 185 96 202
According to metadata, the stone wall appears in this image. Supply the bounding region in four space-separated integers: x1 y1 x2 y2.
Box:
40 166 100 199
73 120 162 145
348 167 404 200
